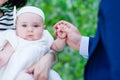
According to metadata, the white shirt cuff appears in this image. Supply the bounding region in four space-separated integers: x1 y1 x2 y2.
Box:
79 36 89 58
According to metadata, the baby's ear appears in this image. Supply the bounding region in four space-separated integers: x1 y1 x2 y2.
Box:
44 25 46 29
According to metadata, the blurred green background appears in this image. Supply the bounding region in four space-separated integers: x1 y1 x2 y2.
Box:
27 0 100 80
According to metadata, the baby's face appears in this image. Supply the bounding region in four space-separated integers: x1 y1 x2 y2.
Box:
16 12 44 41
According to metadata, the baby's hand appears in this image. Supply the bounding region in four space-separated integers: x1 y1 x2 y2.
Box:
56 24 67 39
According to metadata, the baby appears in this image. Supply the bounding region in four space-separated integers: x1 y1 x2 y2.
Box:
0 6 65 80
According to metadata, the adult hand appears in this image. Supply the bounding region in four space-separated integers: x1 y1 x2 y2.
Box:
0 42 14 67
54 20 82 50
26 52 56 80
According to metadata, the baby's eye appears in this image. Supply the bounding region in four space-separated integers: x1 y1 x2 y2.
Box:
33 25 40 27
22 24 27 27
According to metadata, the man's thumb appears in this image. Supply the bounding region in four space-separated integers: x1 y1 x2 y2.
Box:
26 65 34 74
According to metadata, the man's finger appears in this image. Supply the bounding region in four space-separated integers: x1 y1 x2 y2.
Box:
26 65 35 74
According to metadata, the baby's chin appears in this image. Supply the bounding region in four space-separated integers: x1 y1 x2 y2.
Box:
23 37 39 41
26 38 39 41
25 35 41 41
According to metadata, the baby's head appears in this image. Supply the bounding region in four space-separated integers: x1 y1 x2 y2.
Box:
16 6 45 22
15 6 45 41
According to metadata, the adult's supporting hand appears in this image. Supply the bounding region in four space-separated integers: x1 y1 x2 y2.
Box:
54 20 82 50
0 42 14 67
26 51 56 80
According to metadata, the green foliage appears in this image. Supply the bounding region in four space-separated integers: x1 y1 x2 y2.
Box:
28 0 99 80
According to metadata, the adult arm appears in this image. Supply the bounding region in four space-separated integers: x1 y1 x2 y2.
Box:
26 50 57 80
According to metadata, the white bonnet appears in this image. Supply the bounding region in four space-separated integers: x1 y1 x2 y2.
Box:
16 6 45 22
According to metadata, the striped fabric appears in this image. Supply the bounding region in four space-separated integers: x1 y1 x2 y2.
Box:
0 8 15 30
